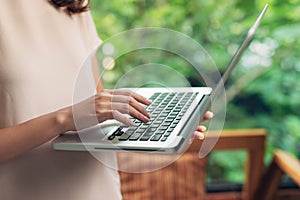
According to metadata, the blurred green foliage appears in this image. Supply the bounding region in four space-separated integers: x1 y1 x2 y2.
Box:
90 0 300 184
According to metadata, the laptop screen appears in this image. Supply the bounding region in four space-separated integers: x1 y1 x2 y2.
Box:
210 4 268 100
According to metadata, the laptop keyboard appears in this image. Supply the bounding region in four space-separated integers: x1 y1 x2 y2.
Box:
108 92 198 142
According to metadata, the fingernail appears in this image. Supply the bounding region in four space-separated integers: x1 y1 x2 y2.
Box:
144 116 150 122
146 113 151 118
199 135 205 140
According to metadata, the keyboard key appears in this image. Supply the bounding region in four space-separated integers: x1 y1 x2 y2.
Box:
173 119 180 124
162 121 171 126
108 128 122 140
155 130 165 135
140 135 151 141
150 124 160 128
144 128 156 136
160 113 168 117
154 119 163 124
167 128 174 133
168 114 177 119
125 129 135 135
115 130 124 136
161 136 169 142
134 121 142 126
119 133 131 141
150 134 163 141
170 124 177 128
165 119 173 123
129 132 143 141
165 131 172 137
159 125 169 130
140 125 149 129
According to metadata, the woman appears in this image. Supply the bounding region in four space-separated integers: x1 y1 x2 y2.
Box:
0 0 212 199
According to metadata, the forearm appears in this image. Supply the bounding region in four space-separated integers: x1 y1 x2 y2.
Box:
92 54 103 93
0 85 152 162
0 109 71 162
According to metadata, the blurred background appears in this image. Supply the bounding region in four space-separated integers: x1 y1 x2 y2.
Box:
90 0 300 189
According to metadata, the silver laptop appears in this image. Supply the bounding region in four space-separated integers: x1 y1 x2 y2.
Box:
53 4 268 154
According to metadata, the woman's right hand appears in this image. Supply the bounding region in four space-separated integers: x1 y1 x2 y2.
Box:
61 89 152 131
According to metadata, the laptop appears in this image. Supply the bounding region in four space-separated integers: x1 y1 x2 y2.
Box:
53 4 268 154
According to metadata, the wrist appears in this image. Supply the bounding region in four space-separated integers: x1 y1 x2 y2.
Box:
55 107 74 133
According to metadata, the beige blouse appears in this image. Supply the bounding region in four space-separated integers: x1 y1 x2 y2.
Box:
0 1 121 199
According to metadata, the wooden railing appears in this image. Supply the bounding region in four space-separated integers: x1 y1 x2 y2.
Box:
119 129 267 200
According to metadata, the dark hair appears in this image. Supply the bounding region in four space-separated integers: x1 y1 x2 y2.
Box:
50 0 90 13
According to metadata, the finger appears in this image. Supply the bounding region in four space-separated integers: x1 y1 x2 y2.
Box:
130 91 152 105
94 93 149 118
109 110 134 126
201 111 214 122
111 95 150 118
109 89 152 105
194 131 205 140
193 125 206 140
95 108 134 126
94 92 150 123
196 125 207 132
111 102 150 123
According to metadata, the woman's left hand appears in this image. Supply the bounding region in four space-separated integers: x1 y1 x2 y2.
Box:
194 111 213 140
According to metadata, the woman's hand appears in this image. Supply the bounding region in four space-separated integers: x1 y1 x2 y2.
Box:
193 111 214 140
96 89 152 125
63 89 151 131
61 89 213 139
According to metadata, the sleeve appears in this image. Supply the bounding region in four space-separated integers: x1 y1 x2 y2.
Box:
78 11 102 52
